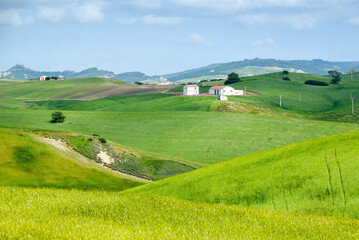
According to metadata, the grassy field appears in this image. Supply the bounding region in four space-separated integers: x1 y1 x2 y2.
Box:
1 186 359 239
0 78 125 100
29 93 217 112
130 130 359 218
0 127 143 190
1 110 358 164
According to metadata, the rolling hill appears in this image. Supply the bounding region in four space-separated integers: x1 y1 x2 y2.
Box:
2 59 358 83
0 127 144 190
130 130 359 218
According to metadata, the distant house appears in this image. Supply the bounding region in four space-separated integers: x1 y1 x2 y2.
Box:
209 86 243 96
183 85 199 96
39 75 47 81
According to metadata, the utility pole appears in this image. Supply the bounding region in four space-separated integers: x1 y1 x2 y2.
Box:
244 86 247 97
280 95 282 107
352 97 355 115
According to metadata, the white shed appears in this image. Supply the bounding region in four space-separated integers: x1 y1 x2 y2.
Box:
39 75 48 81
209 86 243 96
183 85 199 96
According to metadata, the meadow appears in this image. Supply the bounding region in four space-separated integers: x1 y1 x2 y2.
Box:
1 110 358 165
0 127 143 190
1 186 359 239
130 130 359 218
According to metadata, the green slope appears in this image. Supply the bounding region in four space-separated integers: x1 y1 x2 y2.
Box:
0 110 358 164
131 130 359 218
0 77 125 101
1 186 359 239
29 93 216 112
0 127 143 190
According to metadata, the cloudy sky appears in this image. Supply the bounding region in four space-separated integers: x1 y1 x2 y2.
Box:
0 0 359 75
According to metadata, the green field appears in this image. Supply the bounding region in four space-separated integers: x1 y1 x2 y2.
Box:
1 186 359 239
131 130 359 218
0 78 125 101
29 93 216 112
2 73 359 238
1 110 358 164
0 127 143 190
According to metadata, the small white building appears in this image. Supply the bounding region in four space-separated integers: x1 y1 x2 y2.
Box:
209 86 243 96
39 75 48 81
183 85 199 96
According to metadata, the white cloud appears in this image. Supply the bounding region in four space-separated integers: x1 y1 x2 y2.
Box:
188 33 213 46
0 9 33 26
141 15 184 25
348 17 359 25
37 6 65 22
171 0 310 11
251 38 275 47
132 0 163 8
73 2 104 23
237 13 319 30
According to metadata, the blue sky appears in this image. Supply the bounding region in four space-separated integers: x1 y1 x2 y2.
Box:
0 0 359 75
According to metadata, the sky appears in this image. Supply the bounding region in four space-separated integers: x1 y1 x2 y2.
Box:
0 0 359 75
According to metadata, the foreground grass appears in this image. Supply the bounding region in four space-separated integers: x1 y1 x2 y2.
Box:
1 186 359 239
0 127 143 190
1 110 359 164
131 130 359 218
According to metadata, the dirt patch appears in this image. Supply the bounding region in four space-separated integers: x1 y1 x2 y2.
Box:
97 150 114 164
52 85 112 100
70 84 176 100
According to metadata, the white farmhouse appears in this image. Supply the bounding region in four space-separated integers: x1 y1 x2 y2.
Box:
209 86 243 96
183 85 199 96
39 75 48 81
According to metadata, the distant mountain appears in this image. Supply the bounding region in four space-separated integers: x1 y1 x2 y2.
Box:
0 64 151 83
163 58 359 82
1 59 358 83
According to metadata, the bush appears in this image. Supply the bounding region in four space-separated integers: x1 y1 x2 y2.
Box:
282 77 291 81
51 111 66 123
225 72 240 85
99 138 107 144
304 80 329 86
92 134 100 137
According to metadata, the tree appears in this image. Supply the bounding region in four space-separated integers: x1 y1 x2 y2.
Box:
282 70 290 81
328 70 341 84
225 72 240 85
51 111 66 123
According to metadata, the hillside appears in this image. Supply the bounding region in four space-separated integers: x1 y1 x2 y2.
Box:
0 77 174 104
1 186 359 239
2 59 358 83
130 130 359 218
1 110 358 165
164 58 359 82
0 127 143 190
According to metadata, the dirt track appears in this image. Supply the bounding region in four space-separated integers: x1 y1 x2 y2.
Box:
53 84 176 100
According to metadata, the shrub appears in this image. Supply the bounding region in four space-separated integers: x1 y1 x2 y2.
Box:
304 80 329 86
225 72 240 85
50 111 66 123
99 138 107 144
92 134 100 137
282 77 291 81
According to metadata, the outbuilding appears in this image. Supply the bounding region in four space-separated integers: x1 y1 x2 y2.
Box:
39 75 48 81
209 86 243 96
183 85 199 96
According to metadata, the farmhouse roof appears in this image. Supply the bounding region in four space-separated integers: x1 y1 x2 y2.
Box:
210 86 227 90
185 85 198 87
